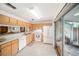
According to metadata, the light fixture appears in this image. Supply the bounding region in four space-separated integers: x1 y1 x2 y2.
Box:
30 9 40 19
74 12 79 16
28 6 42 19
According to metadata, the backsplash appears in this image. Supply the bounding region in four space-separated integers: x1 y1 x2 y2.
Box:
8 26 20 33
0 26 8 34
0 25 30 34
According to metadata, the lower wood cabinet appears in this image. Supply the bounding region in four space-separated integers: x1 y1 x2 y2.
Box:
0 39 18 56
26 33 34 45
12 39 18 56
1 42 12 56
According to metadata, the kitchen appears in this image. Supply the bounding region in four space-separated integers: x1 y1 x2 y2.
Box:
0 13 54 56
0 3 56 56
0 3 67 56
0 14 34 56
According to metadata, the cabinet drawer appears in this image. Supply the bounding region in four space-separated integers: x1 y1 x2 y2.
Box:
1 42 11 48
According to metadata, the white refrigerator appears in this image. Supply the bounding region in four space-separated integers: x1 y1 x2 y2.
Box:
43 26 53 44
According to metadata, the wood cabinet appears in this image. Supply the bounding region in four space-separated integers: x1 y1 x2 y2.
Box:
0 39 18 56
0 14 33 29
26 33 34 45
0 14 10 25
0 42 12 56
10 17 18 25
26 35 30 45
22 22 26 27
11 39 18 55
17 20 23 26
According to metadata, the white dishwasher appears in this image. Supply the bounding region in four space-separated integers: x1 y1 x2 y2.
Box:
19 35 26 51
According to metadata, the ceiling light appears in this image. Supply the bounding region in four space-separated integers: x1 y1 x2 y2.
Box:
28 6 42 19
30 9 40 19
74 12 79 16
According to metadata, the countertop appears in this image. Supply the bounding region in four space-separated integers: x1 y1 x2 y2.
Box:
0 32 32 45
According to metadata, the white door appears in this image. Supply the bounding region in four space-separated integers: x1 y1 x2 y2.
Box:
43 26 53 44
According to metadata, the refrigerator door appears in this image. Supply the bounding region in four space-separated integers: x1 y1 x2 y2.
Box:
43 26 53 44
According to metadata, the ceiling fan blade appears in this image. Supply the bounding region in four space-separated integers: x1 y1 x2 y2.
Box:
5 3 16 9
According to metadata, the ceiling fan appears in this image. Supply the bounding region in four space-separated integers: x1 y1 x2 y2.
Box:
5 3 16 9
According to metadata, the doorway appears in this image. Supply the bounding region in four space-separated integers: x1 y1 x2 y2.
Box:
63 4 79 56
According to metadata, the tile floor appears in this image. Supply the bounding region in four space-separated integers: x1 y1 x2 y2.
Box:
16 41 56 56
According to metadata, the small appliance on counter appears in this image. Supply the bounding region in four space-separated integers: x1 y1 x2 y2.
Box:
20 27 25 32
9 26 20 33
0 26 8 34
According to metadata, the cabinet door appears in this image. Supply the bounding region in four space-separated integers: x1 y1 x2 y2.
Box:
6 45 12 56
12 40 18 55
1 45 12 56
26 33 34 45
22 22 26 27
1 47 7 56
12 43 18 55
26 35 30 45
1 42 12 56
17 20 23 26
0 15 10 25
10 17 18 25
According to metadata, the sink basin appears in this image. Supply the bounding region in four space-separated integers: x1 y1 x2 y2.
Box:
0 38 6 42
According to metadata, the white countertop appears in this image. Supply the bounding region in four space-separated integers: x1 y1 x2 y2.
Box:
0 33 28 45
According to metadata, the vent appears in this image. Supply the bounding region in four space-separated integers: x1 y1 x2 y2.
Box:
5 3 16 9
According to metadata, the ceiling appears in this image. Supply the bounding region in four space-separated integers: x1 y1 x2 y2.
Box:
64 4 79 22
0 3 65 23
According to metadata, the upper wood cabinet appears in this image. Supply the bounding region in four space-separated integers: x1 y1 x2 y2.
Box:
0 14 10 25
22 21 26 27
17 20 23 26
0 14 33 28
9 17 18 25
25 23 29 27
